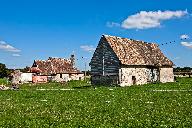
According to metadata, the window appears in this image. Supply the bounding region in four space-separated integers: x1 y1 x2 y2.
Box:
132 76 136 85
60 74 62 78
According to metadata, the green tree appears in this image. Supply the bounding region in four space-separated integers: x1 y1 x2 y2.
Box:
0 63 10 78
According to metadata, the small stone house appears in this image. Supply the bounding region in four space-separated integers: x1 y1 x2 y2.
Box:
10 70 33 84
30 55 84 83
10 70 22 85
90 35 174 86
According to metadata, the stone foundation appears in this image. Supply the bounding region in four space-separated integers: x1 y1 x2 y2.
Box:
91 75 119 86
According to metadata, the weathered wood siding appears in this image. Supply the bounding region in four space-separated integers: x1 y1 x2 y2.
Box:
90 37 120 85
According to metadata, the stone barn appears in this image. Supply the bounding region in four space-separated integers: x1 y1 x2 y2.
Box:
90 35 174 86
30 55 84 83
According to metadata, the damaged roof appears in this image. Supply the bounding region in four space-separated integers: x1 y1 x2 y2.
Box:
102 35 174 66
31 57 81 75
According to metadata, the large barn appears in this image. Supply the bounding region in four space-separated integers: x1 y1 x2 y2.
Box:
90 35 174 86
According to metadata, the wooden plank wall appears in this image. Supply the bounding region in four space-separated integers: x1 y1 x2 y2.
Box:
90 37 120 85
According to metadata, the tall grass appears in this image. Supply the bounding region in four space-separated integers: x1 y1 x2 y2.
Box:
0 78 192 127
0 78 8 85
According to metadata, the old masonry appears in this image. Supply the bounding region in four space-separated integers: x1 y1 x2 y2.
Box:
90 35 174 86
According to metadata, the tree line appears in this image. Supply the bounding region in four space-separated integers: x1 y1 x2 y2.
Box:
0 63 12 78
173 67 192 72
0 62 192 78
0 63 30 78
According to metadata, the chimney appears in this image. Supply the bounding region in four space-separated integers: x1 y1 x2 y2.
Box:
70 54 75 68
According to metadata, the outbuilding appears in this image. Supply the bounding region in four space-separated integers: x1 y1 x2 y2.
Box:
30 55 84 83
90 35 174 86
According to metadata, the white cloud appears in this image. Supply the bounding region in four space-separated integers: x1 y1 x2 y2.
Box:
12 54 21 57
0 40 21 52
181 41 192 48
80 45 95 52
121 10 188 29
106 22 120 28
180 34 190 39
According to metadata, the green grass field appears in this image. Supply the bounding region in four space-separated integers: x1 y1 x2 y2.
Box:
0 78 8 85
0 78 192 127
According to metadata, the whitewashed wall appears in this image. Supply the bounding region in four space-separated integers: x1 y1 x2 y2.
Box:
119 67 159 87
52 74 69 82
20 73 33 83
160 68 174 83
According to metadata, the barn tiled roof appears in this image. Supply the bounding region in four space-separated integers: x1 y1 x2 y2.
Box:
103 35 173 66
31 57 81 75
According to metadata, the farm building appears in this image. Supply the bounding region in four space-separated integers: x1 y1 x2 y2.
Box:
10 70 33 84
20 72 33 83
30 55 84 83
90 35 174 86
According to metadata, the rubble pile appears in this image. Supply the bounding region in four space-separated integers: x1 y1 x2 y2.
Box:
0 85 9 90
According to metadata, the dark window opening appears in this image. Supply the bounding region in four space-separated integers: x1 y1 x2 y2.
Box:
60 74 62 78
132 76 136 85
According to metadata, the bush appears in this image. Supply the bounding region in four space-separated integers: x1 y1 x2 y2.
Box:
0 78 9 85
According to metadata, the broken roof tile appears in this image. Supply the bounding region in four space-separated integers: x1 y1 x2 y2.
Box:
31 57 81 75
102 35 174 66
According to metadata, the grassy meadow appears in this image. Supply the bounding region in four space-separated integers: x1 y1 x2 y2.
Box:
0 78 192 127
0 78 9 85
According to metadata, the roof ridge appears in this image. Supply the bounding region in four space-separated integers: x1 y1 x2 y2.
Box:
103 34 157 45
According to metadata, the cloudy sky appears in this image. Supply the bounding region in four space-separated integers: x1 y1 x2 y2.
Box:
0 0 192 69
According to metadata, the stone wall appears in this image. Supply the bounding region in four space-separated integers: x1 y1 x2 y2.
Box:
11 70 22 85
53 73 84 82
53 74 69 82
119 67 159 87
91 66 173 86
160 67 174 83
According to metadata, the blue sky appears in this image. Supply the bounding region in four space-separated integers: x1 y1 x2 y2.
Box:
0 0 192 70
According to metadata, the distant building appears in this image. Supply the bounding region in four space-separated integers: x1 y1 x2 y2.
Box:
90 35 174 86
174 72 192 78
10 70 32 84
10 70 22 85
30 55 84 83
20 72 33 83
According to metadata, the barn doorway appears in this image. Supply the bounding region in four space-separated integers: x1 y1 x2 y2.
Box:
132 76 136 85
